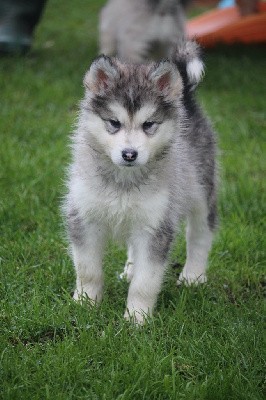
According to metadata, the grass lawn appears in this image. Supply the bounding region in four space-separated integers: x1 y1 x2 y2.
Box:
0 0 265 399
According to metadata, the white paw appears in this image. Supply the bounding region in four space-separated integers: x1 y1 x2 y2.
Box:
177 271 207 286
73 289 81 301
73 286 102 304
119 261 134 282
124 309 148 325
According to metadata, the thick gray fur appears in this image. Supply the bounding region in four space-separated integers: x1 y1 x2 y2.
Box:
63 40 218 323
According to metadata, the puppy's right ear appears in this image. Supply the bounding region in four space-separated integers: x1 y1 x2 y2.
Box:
83 55 119 94
148 61 183 99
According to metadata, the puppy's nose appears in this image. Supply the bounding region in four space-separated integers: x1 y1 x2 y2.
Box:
122 149 138 162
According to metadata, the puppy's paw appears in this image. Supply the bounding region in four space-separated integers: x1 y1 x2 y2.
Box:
73 286 102 304
177 270 207 286
124 308 148 325
119 261 134 282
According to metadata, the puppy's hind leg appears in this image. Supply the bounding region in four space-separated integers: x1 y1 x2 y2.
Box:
178 202 216 286
120 245 134 282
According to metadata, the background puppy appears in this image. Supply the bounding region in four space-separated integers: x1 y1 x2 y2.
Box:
64 40 217 324
99 0 188 62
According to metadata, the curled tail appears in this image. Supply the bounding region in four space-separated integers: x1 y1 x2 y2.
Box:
170 40 204 92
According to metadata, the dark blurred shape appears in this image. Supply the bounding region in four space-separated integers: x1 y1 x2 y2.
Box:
0 0 47 54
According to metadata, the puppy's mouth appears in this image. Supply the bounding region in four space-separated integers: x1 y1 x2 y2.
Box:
119 161 137 167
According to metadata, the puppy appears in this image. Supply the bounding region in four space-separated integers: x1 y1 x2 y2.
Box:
99 0 187 62
63 40 217 324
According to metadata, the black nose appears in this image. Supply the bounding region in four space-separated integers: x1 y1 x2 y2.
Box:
122 149 138 162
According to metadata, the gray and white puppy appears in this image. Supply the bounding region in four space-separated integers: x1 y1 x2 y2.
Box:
99 0 187 62
64 40 217 324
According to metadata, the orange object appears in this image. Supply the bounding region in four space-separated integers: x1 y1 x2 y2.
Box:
186 2 266 46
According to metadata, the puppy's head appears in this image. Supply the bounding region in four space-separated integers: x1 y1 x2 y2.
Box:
82 55 184 167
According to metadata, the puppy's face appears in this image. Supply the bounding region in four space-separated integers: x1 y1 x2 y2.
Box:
82 56 184 167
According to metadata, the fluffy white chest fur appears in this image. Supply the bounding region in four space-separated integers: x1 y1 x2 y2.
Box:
71 173 169 240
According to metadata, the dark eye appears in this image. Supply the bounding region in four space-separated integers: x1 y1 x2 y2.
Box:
143 121 155 131
109 119 121 130
143 121 159 135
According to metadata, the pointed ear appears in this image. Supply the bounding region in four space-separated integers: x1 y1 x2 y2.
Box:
83 55 119 94
149 61 183 98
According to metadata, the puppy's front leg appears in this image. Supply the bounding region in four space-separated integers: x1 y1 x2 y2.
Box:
68 218 106 304
125 228 172 324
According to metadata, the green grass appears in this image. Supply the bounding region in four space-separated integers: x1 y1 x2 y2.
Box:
0 0 265 398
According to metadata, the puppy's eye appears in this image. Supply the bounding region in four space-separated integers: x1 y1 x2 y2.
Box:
109 120 121 130
142 121 157 134
143 121 154 130
106 119 121 134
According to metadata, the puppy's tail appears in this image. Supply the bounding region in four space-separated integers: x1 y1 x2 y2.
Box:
170 39 204 92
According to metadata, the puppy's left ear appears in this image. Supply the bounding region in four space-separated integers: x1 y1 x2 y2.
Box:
149 61 183 98
84 55 119 94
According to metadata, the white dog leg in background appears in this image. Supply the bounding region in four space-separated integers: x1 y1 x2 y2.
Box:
99 5 117 56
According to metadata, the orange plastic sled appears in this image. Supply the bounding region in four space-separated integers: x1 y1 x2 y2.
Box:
186 2 266 47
